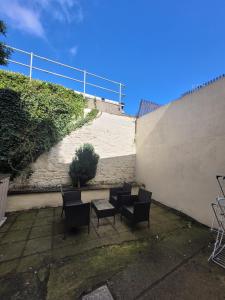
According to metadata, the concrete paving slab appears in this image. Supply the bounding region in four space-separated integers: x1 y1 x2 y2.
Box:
140 250 225 300
0 241 26 262
37 208 54 219
16 211 37 222
1 228 30 244
17 252 52 273
10 219 34 231
0 259 19 277
0 203 222 300
82 285 114 300
0 221 12 233
24 236 52 256
33 217 53 227
30 225 52 239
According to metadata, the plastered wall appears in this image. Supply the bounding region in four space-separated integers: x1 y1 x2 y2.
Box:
136 78 225 226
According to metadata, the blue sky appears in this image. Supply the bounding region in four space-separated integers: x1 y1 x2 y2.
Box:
0 0 225 115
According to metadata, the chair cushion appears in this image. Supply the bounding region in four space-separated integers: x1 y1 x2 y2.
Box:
111 195 118 201
125 206 134 214
123 206 134 215
138 188 152 202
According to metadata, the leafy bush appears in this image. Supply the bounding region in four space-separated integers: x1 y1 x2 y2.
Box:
69 144 99 187
0 21 12 65
0 70 88 177
74 108 99 130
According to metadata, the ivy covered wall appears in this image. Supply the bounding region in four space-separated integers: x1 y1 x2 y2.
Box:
0 70 98 178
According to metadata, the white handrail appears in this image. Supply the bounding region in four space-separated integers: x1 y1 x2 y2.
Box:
4 45 125 103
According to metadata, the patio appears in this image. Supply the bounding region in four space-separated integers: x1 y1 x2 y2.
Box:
0 201 224 300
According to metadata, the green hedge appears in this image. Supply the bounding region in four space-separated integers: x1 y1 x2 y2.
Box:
0 70 97 177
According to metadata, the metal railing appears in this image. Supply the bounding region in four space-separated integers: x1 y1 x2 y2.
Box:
0 176 9 227
137 99 162 117
4 45 125 103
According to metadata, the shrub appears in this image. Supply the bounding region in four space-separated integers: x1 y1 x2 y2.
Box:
0 20 12 65
0 70 87 177
69 144 99 187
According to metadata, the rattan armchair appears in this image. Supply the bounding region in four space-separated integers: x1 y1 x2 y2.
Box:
60 187 81 217
120 188 152 227
64 202 90 235
109 182 132 211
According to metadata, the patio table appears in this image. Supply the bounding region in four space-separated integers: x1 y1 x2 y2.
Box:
91 199 116 227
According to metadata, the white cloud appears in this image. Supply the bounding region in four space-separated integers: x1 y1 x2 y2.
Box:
69 45 78 56
0 1 45 38
0 0 84 38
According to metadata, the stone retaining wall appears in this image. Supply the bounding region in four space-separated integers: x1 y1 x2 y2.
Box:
10 112 136 191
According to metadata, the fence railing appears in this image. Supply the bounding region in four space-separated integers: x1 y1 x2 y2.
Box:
137 99 162 117
5 45 125 103
0 176 9 227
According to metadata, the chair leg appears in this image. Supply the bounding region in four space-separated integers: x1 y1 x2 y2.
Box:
131 220 136 231
61 206 64 218
63 222 67 240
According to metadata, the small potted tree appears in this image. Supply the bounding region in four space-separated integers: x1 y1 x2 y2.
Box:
69 143 99 188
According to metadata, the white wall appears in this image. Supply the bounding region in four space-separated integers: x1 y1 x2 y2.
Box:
136 78 225 226
10 112 136 191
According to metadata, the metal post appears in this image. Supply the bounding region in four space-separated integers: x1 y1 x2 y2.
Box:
119 83 122 110
83 70 87 97
29 52 33 81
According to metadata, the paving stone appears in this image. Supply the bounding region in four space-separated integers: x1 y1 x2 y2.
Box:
48 240 149 300
140 251 225 300
52 239 101 260
53 227 98 249
108 242 187 299
0 259 19 277
33 217 53 227
0 241 26 262
16 211 37 222
0 205 223 300
54 207 63 218
10 219 33 231
91 216 111 227
94 223 118 238
0 271 45 300
0 232 5 239
30 225 52 239
4 214 18 223
17 252 52 273
1 229 30 244
82 285 114 300
23 236 52 256
0 221 12 233
112 219 130 233
37 208 54 219
53 219 65 235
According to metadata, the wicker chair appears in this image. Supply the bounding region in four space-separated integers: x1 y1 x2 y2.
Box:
64 202 90 235
120 188 152 227
109 182 132 211
61 187 81 217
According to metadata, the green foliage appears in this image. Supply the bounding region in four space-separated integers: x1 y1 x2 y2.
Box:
0 21 12 65
69 144 99 187
0 70 89 177
74 108 99 129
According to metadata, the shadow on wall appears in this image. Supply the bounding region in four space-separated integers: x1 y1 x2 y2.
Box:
0 88 60 178
9 154 136 191
136 78 225 226
90 154 136 185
